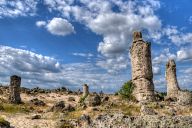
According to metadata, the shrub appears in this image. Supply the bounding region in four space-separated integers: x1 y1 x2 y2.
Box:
118 80 135 100
0 116 10 127
79 94 88 103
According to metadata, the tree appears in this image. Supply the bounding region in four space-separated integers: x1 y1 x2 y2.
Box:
119 80 135 100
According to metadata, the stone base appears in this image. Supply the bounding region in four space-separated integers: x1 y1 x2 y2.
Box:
134 91 155 102
132 78 155 102
177 91 192 106
166 90 179 99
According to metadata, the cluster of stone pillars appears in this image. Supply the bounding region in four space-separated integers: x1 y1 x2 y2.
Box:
130 31 191 104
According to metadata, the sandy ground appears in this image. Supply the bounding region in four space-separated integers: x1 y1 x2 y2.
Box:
0 92 80 128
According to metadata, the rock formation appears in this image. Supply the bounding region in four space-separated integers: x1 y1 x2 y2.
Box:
9 75 22 104
177 90 192 106
165 59 180 99
130 32 155 102
83 84 89 97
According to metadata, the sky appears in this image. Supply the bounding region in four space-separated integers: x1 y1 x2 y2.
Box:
0 0 192 93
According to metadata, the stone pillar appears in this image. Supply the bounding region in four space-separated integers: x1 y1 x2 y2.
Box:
166 59 180 98
83 84 89 97
9 75 21 104
130 32 155 102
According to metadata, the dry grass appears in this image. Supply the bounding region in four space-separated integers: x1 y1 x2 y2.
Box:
0 103 30 114
107 102 140 116
64 110 84 120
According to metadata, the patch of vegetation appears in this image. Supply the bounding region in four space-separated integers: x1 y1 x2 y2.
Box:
1 103 30 114
118 80 135 101
57 121 74 128
156 92 166 101
64 110 83 120
33 126 41 128
79 94 88 103
111 103 140 116
0 116 9 126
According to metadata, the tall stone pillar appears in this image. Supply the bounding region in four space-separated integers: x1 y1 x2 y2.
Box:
83 84 89 97
130 32 155 102
165 59 180 98
9 75 22 104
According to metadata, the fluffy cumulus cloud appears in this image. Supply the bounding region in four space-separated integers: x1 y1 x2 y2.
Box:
36 18 75 36
163 26 192 45
0 0 38 18
46 18 75 36
36 21 46 27
0 45 128 92
43 0 162 73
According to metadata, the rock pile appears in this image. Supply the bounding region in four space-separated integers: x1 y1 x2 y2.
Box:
85 94 101 107
29 98 46 106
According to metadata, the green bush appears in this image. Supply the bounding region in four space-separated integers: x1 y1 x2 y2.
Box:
79 94 88 103
118 80 135 100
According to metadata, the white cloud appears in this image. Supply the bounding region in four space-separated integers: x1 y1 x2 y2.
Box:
0 45 129 93
0 0 38 18
163 26 192 45
153 66 161 75
72 53 93 57
177 48 192 61
43 0 162 73
0 45 61 74
46 18 75 36
183 68 192 74
153 48 176 64
36 18 75 36
36 21 46 27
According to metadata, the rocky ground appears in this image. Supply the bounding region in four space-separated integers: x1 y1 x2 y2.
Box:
0 86 192 128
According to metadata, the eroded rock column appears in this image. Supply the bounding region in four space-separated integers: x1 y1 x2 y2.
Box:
9 75 21 104
83 84 89 97
165 59 180 98
130 32 155 102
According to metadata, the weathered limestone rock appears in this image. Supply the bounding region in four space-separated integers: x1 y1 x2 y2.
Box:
29 98 46 106
85 95 101 107
165 59 180 99
89 114 192 128
50 101 65 112
83 84 89 97
9 75 21 104
177 91 192 106
140 105 157 115
130 32 155 102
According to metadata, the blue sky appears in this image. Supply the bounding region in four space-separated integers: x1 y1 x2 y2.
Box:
0 0 192 93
